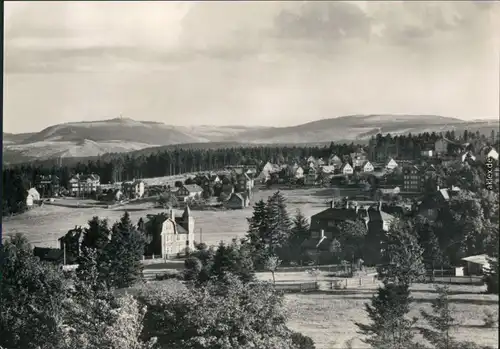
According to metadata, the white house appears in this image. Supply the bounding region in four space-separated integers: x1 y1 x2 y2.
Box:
321 165 336 175
294 166 304 178
361 161 374 173
385 158 398 170
341 163 354 175
26 188 41 207
262 162 275 173
461 254 495 275
488 148 499 161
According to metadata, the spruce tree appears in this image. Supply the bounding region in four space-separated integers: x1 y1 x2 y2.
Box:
81 216 111 252
265 191 292 252
418 285 455 349
356 282 418 349
377 218 426 287
103 212 146 288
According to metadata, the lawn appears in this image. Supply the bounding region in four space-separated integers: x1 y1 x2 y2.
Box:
285 282 499 349
132 274 499 349
2 187 342 248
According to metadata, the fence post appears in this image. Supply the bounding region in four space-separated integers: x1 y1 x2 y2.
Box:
359 277 362 286
142 255 145 261
152 254 155 259
300 284 303 292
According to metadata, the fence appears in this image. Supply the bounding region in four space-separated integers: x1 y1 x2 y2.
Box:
330 276 378 290
273 282 319 292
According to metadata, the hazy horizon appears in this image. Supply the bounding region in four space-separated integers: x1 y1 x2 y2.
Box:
4 1 500 134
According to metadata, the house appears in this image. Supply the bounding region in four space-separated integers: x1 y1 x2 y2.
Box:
107 189 123 202
385 158 398 170
35 175 60 198
417 187 460 222
307 156 316 165
461 254 495 276
434 138 448 155
328 155 343 168
33 247 64 263
262 162 277 173
159 207 195 258
321 166 336 175
403 166 423 192
478 146 499 162
256 170 271 183
317 158 325 167
225 192 251 209
304 167 317 186
176 184 203 202
293 165 304 179
122 180 145 199
340 163 354 175
59 226 84 264
209 174 222 184
361 161 374 173
460 151 476 163
235 173 254 192
68 174 101 197
350 151 368 168
26 188 41 208
420 149 433 158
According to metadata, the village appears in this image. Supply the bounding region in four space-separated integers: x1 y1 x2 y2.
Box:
19 134 499 277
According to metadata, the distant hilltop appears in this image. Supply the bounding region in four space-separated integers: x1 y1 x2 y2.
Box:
3 114 498 163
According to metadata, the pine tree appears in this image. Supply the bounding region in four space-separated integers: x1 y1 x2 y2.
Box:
286 209 310 264
246 199 269 249
418 285 456 349
356 282 418 349
265 191 292 252
81 216 111 252
103 212 146 288
377 218 426 287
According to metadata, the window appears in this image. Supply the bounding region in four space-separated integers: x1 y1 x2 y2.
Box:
327 221 335 227
427 209 434 216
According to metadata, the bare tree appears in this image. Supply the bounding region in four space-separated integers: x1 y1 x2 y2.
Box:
264 255 281 285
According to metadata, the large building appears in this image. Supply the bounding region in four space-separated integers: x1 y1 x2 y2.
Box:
403 165 423 192
68 174 101 197
159 207 195 258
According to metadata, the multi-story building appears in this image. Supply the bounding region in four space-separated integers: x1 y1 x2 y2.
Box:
403 165 423 192
122 179 145 199
160 207 195 258
68 174 101 197
35 175 60 198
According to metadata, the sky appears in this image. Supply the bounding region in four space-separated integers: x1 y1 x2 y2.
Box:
3 1 500 133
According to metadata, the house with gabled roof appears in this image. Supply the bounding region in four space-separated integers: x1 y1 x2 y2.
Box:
304 167 317 185
176 184 203 202
360 160 374 173
340 162 354 175
26 188 41 208
385 158 398 170
225 191 251 209
159 207 195 258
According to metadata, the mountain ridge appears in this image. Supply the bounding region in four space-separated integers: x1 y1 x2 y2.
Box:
3 114 498 164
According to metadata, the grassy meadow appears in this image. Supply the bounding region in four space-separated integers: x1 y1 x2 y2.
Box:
2 187 340 248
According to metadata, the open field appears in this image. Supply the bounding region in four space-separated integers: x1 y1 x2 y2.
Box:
285 282 498 349
131 274 499 349
3 187 341 247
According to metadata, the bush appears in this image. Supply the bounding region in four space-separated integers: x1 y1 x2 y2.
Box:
291 331 316 349
483 309 498 328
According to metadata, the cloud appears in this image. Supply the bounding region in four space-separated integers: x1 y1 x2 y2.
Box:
272 2 372 41
4 1 498 74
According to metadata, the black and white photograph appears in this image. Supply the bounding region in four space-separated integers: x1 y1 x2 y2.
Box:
2 1 499 348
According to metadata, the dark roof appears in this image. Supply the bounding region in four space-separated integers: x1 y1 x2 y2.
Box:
183 184 203 193
311 208 359 221
33 247 64 262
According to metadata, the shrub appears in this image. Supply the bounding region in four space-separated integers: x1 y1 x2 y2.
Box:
483 309 498 328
